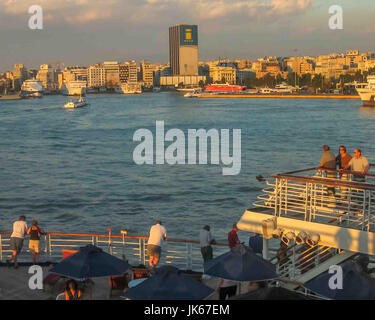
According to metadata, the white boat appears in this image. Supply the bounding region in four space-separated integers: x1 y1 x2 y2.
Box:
153 87 161 93
64 96 89 109
259 83 296 94
61 80 87 96
355 75 375 106
184 88 202 98
177 87 201 92
20 79 43 98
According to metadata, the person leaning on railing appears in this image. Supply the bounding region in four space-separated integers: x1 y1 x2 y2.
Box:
320 145 336 196
342 148 370 182
336 146 352 198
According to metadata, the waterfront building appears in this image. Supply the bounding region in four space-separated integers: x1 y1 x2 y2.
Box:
159 75 206 87
169 24 198 76
209 64 236 84
119 61 137 84
140 60 156 88
65 66 88 81
235 59 252 69
36 64 56 90
88 64 106 88
103 61 120 88
236 68 256 83
13 64 28 90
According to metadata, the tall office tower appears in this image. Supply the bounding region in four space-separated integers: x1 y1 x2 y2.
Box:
169 24 198 76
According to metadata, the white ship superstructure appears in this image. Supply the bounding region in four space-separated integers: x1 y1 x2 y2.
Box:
121 83 142 94
237 167 375 297
355 75 375 106
62 80 87 96
20 79 43 97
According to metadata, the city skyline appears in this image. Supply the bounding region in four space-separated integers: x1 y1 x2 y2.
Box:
0 0 374 71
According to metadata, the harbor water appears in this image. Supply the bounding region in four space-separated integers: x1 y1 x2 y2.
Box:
0 93 374 242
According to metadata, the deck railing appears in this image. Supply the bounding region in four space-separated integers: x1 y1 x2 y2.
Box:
254 168 375 232
0 232 229 272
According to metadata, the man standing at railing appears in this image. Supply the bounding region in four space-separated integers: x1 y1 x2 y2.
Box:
343 149 370 182
320 145 336 197
147 220 167 269
228 224 240 249
6 216 27 269
200 225 216 263
336 146 352 198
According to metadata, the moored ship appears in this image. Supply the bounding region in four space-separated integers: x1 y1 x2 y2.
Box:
355 75 375 106
204 83 246 93
121 83 142 94
61 80 87 96
20 79 43 98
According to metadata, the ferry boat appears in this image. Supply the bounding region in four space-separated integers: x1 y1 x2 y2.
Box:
355 75 375 106
64 96 89 109
61 80 87 96
237 167 375 297
204 83 246 93
20 79 43 98
259 83 296 94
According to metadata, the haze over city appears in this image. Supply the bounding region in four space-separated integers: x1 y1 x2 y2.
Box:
0 0 374 70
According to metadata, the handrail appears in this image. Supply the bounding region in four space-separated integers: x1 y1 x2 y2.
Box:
0 232 229 247
271 173 375 190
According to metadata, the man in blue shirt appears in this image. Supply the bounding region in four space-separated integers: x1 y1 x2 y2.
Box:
249 233 263 255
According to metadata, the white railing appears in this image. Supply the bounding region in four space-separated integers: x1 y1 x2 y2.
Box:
0 232 229 272
254 168 375 232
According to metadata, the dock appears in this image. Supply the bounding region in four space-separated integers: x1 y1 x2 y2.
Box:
0 95 22 101
198 94 361 99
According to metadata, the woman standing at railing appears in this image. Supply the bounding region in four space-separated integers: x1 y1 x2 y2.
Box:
26 220 47 265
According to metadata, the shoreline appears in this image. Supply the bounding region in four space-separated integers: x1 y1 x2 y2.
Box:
0 95 23 100
198 94 361 99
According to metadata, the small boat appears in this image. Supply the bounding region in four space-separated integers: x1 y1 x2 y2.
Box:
64 96 89 109
184 88 202 98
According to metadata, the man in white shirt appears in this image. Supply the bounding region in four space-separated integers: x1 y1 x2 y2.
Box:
344 148 370 182
7 216 28 269
200 225 216 263
147 220 167 268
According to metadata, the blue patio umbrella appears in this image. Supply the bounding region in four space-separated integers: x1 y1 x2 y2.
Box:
204 245 278 282
121 265 214 300
304 260 375 300
50 245 131 281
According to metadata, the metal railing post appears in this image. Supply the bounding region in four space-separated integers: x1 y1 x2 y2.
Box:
0 234 2 261
48 234 52 257
44 235 48 256
138 239 143 265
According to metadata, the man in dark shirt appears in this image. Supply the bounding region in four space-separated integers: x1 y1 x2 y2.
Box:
228 224 240 248
249 233 263 255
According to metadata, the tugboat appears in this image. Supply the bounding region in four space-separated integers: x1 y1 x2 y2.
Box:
64 96 89 109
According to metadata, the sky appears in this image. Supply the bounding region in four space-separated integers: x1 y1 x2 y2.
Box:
0 0 374 71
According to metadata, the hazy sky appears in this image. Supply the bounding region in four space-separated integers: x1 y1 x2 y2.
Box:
0 0 374 71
